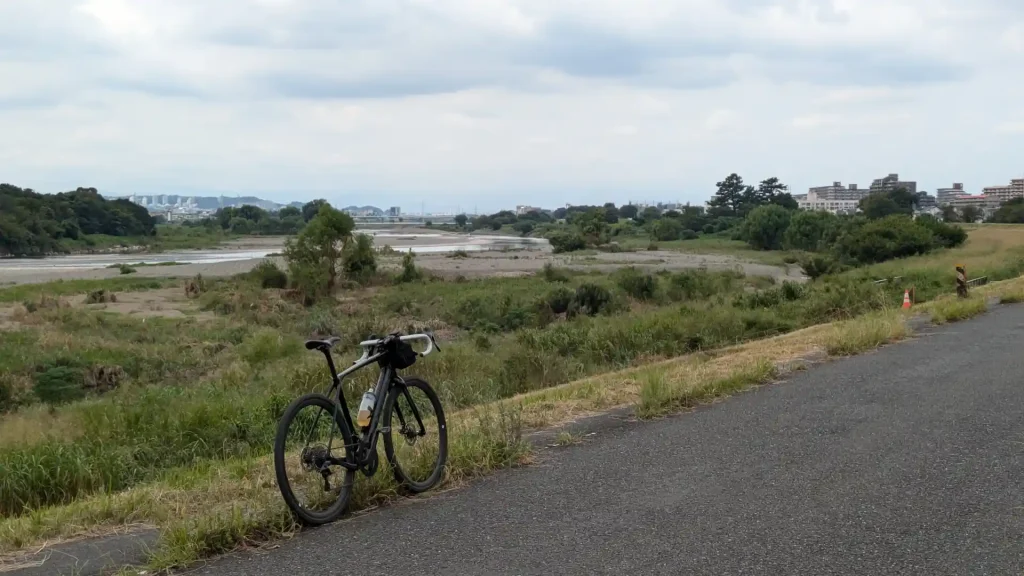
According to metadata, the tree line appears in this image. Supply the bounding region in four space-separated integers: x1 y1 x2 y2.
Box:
0 184 156 257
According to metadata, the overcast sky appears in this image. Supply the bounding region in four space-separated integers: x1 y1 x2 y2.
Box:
2 0 1023 212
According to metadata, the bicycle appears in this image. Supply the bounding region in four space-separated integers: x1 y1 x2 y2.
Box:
273 331 448 526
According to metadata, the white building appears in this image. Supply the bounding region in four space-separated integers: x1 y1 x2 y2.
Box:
948 194 999 219
797 182 866 214
981 178 1024 204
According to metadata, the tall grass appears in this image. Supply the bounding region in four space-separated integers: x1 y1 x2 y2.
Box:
2 225 1024 523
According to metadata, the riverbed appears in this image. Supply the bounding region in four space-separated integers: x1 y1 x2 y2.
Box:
0 230 803 286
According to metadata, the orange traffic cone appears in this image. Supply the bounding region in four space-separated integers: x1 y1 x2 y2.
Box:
902 289 912 309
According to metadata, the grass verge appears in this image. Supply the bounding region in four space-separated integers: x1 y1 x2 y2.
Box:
0 308 915 570
928 297 989 324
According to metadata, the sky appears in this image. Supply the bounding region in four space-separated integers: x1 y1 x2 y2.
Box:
2 0 1024 213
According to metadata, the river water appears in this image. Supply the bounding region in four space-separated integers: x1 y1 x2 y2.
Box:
0 231 549 271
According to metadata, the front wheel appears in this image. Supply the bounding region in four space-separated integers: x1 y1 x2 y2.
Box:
274 393 356 526
382 377 448 493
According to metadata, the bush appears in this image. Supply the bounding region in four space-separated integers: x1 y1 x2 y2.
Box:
545 286 575 314
914 215 967 249
85 289 116 304
799 255 834 279
396 250 422 283
741 205 792 250
541 263 570 283
548 231 587 254
784 210 839 252
680 229 698 240
571 283 612 316
665 270 740 301
833 215 936 264
343 233 378 282
615 267 658 301
34 365 86 405
250 260 288 289
118 264 136 275
650 218 684 241
647 242 659 251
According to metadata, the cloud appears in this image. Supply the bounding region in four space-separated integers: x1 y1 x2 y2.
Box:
1 0 1022 210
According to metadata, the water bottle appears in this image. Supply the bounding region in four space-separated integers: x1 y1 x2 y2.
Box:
356 390 376 428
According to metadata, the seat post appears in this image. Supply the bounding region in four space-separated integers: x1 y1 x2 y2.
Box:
321 349 340 383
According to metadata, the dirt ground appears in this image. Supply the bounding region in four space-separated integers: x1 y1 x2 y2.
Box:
0 231 806 286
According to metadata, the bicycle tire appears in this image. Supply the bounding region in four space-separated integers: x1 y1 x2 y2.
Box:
273 393 356 526
382 377 448 493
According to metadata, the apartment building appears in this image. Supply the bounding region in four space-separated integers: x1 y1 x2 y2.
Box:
949 194 999 219
796 181 866 214
515 205 543 215
869 173 917 195
935 183 964 205
981 178 1024 204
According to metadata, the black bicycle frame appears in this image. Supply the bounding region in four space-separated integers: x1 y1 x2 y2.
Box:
316 345 406 472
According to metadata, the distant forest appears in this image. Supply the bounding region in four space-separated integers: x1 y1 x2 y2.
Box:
0 184 156 256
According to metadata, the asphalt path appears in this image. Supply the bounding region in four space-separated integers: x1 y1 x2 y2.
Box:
196 305 1024 575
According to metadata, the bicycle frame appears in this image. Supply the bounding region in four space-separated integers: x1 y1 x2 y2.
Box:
313 340 427 474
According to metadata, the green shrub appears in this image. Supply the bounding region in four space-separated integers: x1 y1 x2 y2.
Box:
250 260 288 289
541 263 571 283
799 254 834 279
548 232 587 254
650 218 683 241
343 233 378 282
396 250 422 283
546 286 575 314
615 267 658 301
118 264 136 275
741 205 792 250
680 229 698 240
474 333 492 350
665 270 741 301
571 283 612 316
833 215 936 264
34 365 86 405
914 215 967 249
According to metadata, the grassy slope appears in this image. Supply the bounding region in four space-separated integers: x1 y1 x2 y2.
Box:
1 224 1024 569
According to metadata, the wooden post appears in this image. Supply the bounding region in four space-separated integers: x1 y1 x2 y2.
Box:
956 264 968 298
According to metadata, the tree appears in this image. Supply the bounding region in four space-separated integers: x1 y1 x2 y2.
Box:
989 198 1024 223
342 233 377 282
602 203 620 223
283 204 355 300
741 205 792 250
771 193 799 210
707 173 753 217
833 215 935 264
512 221 535 236
620 204 639 220
859 193 906 220
940 205 960 222
572 208 610 244
751 177 789 206
959 205 982 223
455 214 468 228
639 206 661 223
279 206 301 219
784 210 839 252
650 218 684 241
302 199 328 222
915 214 967 248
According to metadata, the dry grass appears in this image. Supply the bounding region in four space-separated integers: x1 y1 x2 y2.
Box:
824 311 911 356
0 306 917 566
928 297 989 324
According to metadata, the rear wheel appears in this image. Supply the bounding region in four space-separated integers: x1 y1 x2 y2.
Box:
274 393 356 525
382 378 448 493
